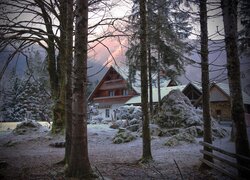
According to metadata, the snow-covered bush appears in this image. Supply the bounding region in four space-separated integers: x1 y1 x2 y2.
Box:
153 89 228 146
154 89 203 128
112 128 136 144
109 105 142 132
164 132 196 146
13 119 49 135
116 105 142 120
89 105 99 116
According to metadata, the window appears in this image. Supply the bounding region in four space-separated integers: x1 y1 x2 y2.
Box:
216 110 222 121
122 89 128 96
216 110 221 116
109 90 115 96
105 109 110 118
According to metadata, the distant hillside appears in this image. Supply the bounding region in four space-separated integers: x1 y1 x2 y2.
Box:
177 40 250 95
1 40 249 95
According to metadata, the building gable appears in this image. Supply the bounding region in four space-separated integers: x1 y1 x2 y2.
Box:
182 82 202 104
210 85 230 102
88 66 138 105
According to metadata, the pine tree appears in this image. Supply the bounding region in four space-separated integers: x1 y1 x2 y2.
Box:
139 0 153 162
239 0 250 54
66 0 94 178
125 0 193 127
0 69 22 121
221 0 250 177
199 0 213 167
0 51 52 122
126 0 192 101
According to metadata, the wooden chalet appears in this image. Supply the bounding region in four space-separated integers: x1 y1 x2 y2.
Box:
88 66 139 120
195 83 250 124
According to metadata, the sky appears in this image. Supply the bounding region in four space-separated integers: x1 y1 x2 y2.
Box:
91 1 226 65
1 0 248 87
89 1 228 83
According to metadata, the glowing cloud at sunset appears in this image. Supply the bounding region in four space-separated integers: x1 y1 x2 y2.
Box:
103 38 127 67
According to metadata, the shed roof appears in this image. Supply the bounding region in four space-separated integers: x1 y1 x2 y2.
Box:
125 85 186 104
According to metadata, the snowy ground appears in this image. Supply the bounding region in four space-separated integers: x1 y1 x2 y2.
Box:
0 123 246 179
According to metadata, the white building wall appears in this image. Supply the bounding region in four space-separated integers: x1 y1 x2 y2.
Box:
90 103 129 122
97 104 124 121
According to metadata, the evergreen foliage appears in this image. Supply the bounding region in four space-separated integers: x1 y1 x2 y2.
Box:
126 0 193 83
239 0 250 54
0 51 52 121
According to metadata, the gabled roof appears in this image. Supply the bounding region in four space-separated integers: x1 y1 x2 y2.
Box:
88 66 139 101
182 81 202 93
195 82 250 105
213 83 250 105
112 65 141 93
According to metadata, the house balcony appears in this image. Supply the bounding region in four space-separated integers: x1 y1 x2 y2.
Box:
99 80 127 90
93 95 133 104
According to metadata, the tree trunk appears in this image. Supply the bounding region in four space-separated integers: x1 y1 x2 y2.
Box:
157 51 161 105
35 0 64 133
51 0 67 134
147 0 153 119
148 45 153 118
200 0 213 166
221 0 250 177
139 0 153 162
157 0 163 108
67 0 94 178
64 0 73 164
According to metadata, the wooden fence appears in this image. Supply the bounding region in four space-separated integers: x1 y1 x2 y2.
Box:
199 141 250 179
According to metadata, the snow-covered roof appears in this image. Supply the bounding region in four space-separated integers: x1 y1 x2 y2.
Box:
112 64 179 93
215 83 250 105
112 65 141 93
125 85 186 104
182 81 202 93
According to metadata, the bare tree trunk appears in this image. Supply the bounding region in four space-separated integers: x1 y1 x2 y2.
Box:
157 0 163 108
157 51 161 105
147 0 153 119
67 0 94 178
51 0 67 134
200 0 213 167
148 45 153 118
35 0 64 133
64 0 73 164
221 0 250 177
139 0 153 162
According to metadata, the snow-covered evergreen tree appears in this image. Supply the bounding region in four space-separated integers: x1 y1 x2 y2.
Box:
0 68 22 121
0 50 52 121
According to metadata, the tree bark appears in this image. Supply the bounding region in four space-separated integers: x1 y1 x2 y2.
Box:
157 51 161 105
64 0 73 164
35 0 64 133
221 0 250 177
200 0 213 166
67 0 94 178
147 0 153 119
139 0 153 162
148 45 153 118
51 0 67 134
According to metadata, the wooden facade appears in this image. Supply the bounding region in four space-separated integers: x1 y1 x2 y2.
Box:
195 83 250 122
88 66 139 120
209 85 231 121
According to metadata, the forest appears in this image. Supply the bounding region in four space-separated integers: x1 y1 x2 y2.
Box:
0 0 249 179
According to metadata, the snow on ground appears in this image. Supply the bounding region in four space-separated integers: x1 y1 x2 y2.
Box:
0 123 239 179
